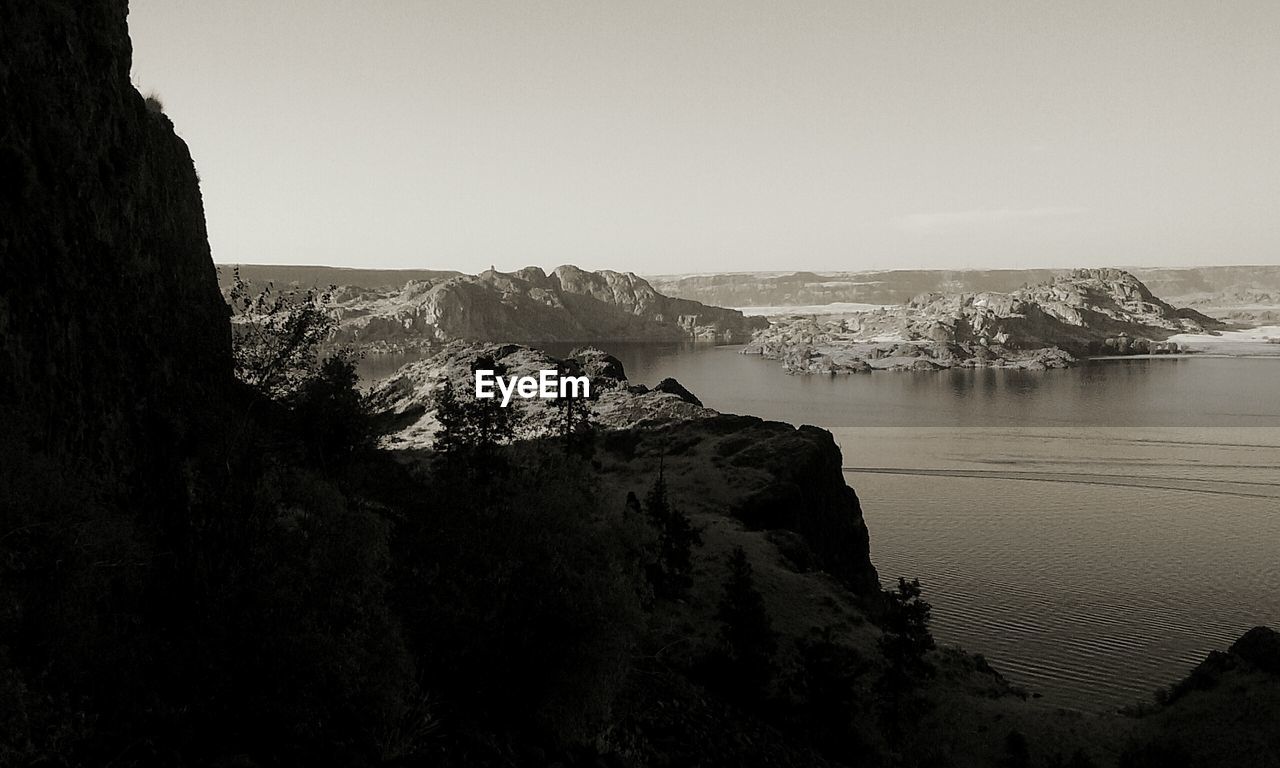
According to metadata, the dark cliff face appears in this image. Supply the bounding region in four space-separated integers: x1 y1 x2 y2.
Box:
0 0 231 471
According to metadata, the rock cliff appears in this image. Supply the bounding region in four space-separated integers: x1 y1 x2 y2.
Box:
1 0 231 472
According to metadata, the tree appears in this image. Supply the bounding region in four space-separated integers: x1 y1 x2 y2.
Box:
879 577 935 677
716 546 777 697
642 466 702 599
553 360 594 457
875 577 936 746
227 267 338 401
431 356 522 469
289 352 371 469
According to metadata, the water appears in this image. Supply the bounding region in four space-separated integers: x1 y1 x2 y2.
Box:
361 343 1280 712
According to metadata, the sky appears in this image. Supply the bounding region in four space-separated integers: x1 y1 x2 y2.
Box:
129 1 1280 275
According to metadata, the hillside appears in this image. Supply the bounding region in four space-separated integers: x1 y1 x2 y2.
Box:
743 269 1224 373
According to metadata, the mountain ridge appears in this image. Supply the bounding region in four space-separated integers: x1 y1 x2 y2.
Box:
229 263 767 347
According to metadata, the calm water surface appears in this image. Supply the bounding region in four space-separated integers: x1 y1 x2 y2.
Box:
362 344 1280 711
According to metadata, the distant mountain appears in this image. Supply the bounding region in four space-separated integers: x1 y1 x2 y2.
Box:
228 264 767 347
650 268 1064 308
744 268 1225 373
649 265 1280 321
217 263 462 290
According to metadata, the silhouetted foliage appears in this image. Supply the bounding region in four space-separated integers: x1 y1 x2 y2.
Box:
713 546 778 698
879 577 935 678
228 267 339 400
553 360 595 457
875 576 936 746
288 352 372 469
642 465 703 599
432 357 522 470
143 93 164 115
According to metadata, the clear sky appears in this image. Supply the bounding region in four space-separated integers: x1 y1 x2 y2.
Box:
129 1 1279 274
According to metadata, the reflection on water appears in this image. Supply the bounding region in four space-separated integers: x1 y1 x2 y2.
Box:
359 342 1280 711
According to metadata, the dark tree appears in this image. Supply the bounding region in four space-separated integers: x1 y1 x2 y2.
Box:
553 360 595 457
643 466 702 599
875 577 936 747
716 546 778 696
431 356 522 468
879 577 935 677
289 352 371 469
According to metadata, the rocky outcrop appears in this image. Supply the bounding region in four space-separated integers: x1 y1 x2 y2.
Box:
0 0 232 472
368 342 879 594
743 269 1223 374
238 265 767 348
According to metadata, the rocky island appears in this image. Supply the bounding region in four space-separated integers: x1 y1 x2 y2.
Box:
741 268 1226 374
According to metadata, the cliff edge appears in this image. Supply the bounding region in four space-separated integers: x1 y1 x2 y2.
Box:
1 0 231 472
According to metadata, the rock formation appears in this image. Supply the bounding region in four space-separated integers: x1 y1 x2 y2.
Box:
231 264 767 349
743 269 1224 374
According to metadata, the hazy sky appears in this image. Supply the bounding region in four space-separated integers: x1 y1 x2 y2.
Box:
129 1 1279 274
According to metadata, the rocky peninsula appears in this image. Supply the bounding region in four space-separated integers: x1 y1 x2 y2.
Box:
742 268 1225 374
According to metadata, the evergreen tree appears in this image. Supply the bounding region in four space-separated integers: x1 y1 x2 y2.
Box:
875 576 936 747
717 546 778 695
642 466 702 599
878 577 935 677
553 360 594 457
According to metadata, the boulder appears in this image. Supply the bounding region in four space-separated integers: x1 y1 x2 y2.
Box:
653 378 704 407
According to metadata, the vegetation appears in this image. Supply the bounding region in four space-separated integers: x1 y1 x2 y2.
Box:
227 267 341 401
711 546 779 700
553 359 595 456
640 464 703 600
431 356 523 469
876 577 936 746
